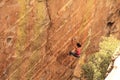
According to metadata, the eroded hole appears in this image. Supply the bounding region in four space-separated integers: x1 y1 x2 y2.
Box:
107 21 114 27
6 37 12 43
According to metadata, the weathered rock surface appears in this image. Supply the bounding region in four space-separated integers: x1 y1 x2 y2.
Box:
0 0 120 80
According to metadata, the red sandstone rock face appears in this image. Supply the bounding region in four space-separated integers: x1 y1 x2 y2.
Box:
0 0 120 80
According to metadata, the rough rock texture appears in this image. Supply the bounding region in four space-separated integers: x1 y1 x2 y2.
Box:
0 0 120 80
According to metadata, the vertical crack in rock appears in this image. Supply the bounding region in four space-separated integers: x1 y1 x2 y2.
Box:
45 0 53 55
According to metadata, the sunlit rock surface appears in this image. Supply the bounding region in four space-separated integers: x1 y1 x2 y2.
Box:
105 55 120 80
105 45 120 80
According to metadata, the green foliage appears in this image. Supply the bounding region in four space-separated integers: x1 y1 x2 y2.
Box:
81 36 120 80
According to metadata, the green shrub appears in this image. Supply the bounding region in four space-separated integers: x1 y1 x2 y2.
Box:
81 36 120 80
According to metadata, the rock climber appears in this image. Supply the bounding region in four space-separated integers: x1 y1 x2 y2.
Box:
69 38 82 58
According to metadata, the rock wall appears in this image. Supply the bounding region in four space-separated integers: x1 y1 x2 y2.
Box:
0 0 120 80
0 0 49 80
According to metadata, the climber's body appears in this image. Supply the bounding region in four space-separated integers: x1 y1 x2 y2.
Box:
69 39 82 58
